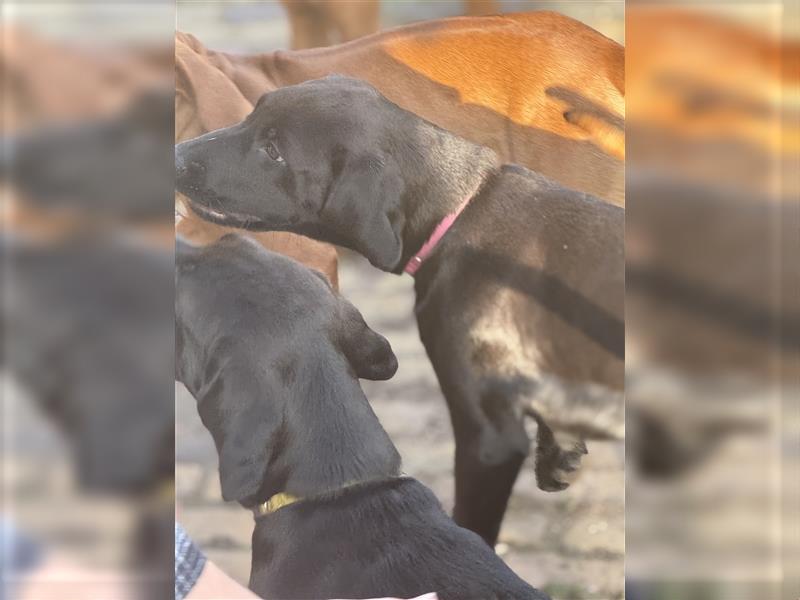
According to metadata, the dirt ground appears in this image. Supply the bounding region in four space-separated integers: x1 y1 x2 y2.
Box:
176 252 625 600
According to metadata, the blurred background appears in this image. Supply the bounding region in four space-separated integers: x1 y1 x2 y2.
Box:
2 2 174 599
625 3 798 600
175 2 625 600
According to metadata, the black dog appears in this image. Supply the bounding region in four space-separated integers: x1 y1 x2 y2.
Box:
175 76 624 546
175 234 549 600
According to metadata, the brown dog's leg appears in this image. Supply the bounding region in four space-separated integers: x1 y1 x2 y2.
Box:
463 0 499 16
280 0 331 49
328 0 380 43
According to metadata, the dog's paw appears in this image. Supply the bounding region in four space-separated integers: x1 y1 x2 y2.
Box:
534 439 588 492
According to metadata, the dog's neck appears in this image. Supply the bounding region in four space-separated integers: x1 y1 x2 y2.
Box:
394 122 499 273
248 356 402 509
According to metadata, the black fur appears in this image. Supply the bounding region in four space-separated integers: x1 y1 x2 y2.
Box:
251 477 547 600
175 235 399 505
175 234 549 600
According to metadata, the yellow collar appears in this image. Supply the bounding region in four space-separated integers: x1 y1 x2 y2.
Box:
254 478 375 516
255 491 302 516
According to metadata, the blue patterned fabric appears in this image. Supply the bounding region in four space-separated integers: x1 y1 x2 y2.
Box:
174 522 206 600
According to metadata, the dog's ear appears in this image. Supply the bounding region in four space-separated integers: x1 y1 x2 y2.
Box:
196 369 280 504
322 154 405 272
338 301 398 381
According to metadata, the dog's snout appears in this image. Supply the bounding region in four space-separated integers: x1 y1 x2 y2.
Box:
175 143 206 182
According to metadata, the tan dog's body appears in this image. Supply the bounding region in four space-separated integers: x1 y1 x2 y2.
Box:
176 13 625 279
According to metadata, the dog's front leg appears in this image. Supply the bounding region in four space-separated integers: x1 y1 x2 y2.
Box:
452 427 529 548
417 295 532 548
435 373 531 547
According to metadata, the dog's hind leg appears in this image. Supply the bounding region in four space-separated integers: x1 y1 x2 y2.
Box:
529 411 588 492
524 377 623 491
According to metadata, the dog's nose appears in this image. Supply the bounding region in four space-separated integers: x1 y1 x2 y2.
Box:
175 145 206 184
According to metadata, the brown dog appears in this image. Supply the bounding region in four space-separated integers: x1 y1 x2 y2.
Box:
279 0 500 49
176 12 624 273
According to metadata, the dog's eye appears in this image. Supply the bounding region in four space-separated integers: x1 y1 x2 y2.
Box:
260 141 284 163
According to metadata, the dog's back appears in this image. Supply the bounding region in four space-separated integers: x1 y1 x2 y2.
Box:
251 477 548 600
431 165 624 390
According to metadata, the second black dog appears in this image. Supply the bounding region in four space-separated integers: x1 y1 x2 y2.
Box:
175 234 549 600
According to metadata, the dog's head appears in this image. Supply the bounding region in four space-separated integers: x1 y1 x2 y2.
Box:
175 234 400 506
175 76 409 271
176 76 496 275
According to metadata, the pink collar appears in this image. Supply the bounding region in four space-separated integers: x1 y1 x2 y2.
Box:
403 195 472 276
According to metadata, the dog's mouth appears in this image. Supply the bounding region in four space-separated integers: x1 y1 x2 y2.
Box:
178 186 302 233
183 197 269 230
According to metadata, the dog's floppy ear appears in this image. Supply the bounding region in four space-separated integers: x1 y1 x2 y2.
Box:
196 368 280 504
337 301 398 381
322 154 405 272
